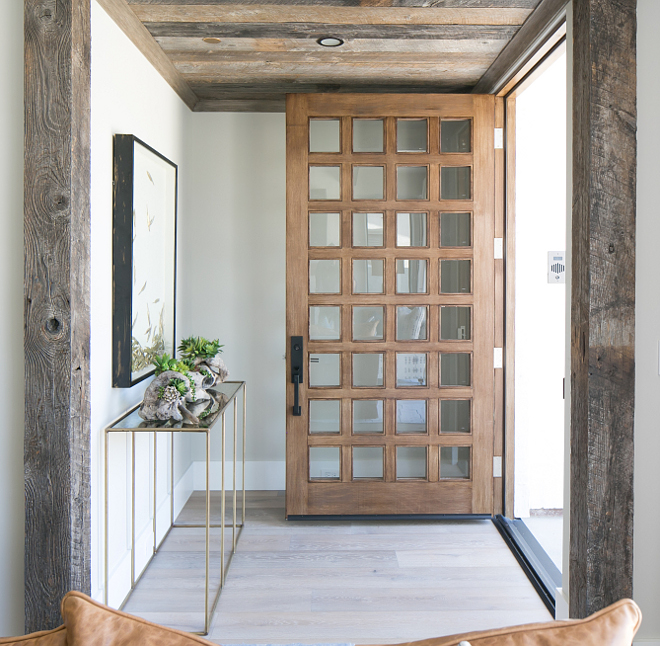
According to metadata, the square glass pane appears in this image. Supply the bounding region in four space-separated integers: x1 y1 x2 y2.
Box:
310 166 341 200
309 306 341 340
353 259 384 294
397 166 428 200
440 306 471 340
353 400 384 434
310 119 340 153
440 353 471 386
396 212 427 247
353 447 384 479
353 212 384 247
396 353 427 387
310 212 341 247
353 119 384 153
353 353 384 387
397 446 427 479
441 120 471 153
440 446 471 479
441 166 471 200
397 119 428 153
310 446 340 480
309 400 341 434
353 166 384 200
441 212 471 247
309 259 340 294
396 400 427 434
309 354 341 387
396 259 427 294
353 306 384 341
440 259 471 294
396 306 427 341
441 400 471 434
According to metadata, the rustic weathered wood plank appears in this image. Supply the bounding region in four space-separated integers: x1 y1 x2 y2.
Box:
472 0 567 94
129 0 541 7
24 0 92 632
569 0 636 620
143 22 519 40
96 0 198 109
129 6 531 25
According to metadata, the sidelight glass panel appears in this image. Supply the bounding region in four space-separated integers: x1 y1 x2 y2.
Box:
353 306 384 341
397 166 428 200
353 166 385 200
353 212 384 247
309 400 341 434
397 446 427 479
353 400 384 434
396 259 427 294
397 118 428 153
310 446 340 480
440 353 471 386
441 119 471 153
309 306 341 340
310 166 341 200
353 119 384 153
353 259 384 294
396 306 427 341
440 306 471 341
441 166 471 200
353 353 384 387
396 400 427 434
440 446 471 479
309 119 340 153
396 212 427 247
353 447 384 479
441 212 471 247
440 260 471 294
309 259 340 294
396 353 427 387
309 212 341 247
309 354 341 387
440 400 471 434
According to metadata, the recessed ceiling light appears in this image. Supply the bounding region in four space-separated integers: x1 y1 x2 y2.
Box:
202 37 222 44
317 37 344 48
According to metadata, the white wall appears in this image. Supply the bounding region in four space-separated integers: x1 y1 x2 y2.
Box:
178 113 287 487
90 0 193 605
634 1 660 641
514 53 567 517
0 0 25 637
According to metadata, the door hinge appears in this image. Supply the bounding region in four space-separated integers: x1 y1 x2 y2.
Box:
494 347 503 369
494 238 503 259
493 456 503 478
495 128 504 149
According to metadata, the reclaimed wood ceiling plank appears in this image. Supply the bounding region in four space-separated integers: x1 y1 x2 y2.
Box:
129 6 532 25
129 0 541 8
143 22 519 39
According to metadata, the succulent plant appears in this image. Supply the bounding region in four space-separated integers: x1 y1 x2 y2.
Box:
152 353 195 376
178 336 224 361
157 377 188 400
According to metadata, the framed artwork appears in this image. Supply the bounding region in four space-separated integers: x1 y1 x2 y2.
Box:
113 135 178 388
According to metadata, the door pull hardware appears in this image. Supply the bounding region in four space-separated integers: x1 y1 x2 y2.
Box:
291 336 303 416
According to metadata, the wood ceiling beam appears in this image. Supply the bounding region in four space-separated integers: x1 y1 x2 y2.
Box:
129 6 531 25
472 0 567 93
167 51 496 63
128 0 541 7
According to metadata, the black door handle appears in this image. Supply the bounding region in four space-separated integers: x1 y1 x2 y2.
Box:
291 336 303 416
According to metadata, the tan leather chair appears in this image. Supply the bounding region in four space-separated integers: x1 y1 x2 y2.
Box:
0 591 641 646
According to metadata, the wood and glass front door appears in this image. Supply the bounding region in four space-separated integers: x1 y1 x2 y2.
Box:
286 94 495 516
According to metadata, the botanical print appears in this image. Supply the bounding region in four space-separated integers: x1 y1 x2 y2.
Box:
130 142 176 381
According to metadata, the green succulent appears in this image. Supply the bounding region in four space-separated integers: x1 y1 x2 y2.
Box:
157 377 188 400
178 336 223 361
152 353 195 376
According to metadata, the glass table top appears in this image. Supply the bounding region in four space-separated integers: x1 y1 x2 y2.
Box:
107 381 244 432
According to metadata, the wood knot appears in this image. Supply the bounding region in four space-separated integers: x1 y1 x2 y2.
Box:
54 195 68 211
608 243 615 254
45 317 62 335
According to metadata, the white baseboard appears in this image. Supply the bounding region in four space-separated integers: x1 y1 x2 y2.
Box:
554 587 569 619
192 460 285 491
634 642 660 645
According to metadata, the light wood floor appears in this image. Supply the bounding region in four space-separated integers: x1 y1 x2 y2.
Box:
123 491 551 644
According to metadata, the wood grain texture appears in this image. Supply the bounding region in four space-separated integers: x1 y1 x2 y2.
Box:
96 0 198 109
472 0 567 94
24 0 92 631
129 0 542 7
129 6 531 25
569 0 636 619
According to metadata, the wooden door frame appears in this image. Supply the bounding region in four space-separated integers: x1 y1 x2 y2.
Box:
23 0 634 629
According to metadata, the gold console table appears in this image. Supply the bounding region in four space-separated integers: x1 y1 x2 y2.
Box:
104 381 246 635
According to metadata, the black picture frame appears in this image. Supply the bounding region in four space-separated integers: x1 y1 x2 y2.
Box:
113 134 178 388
